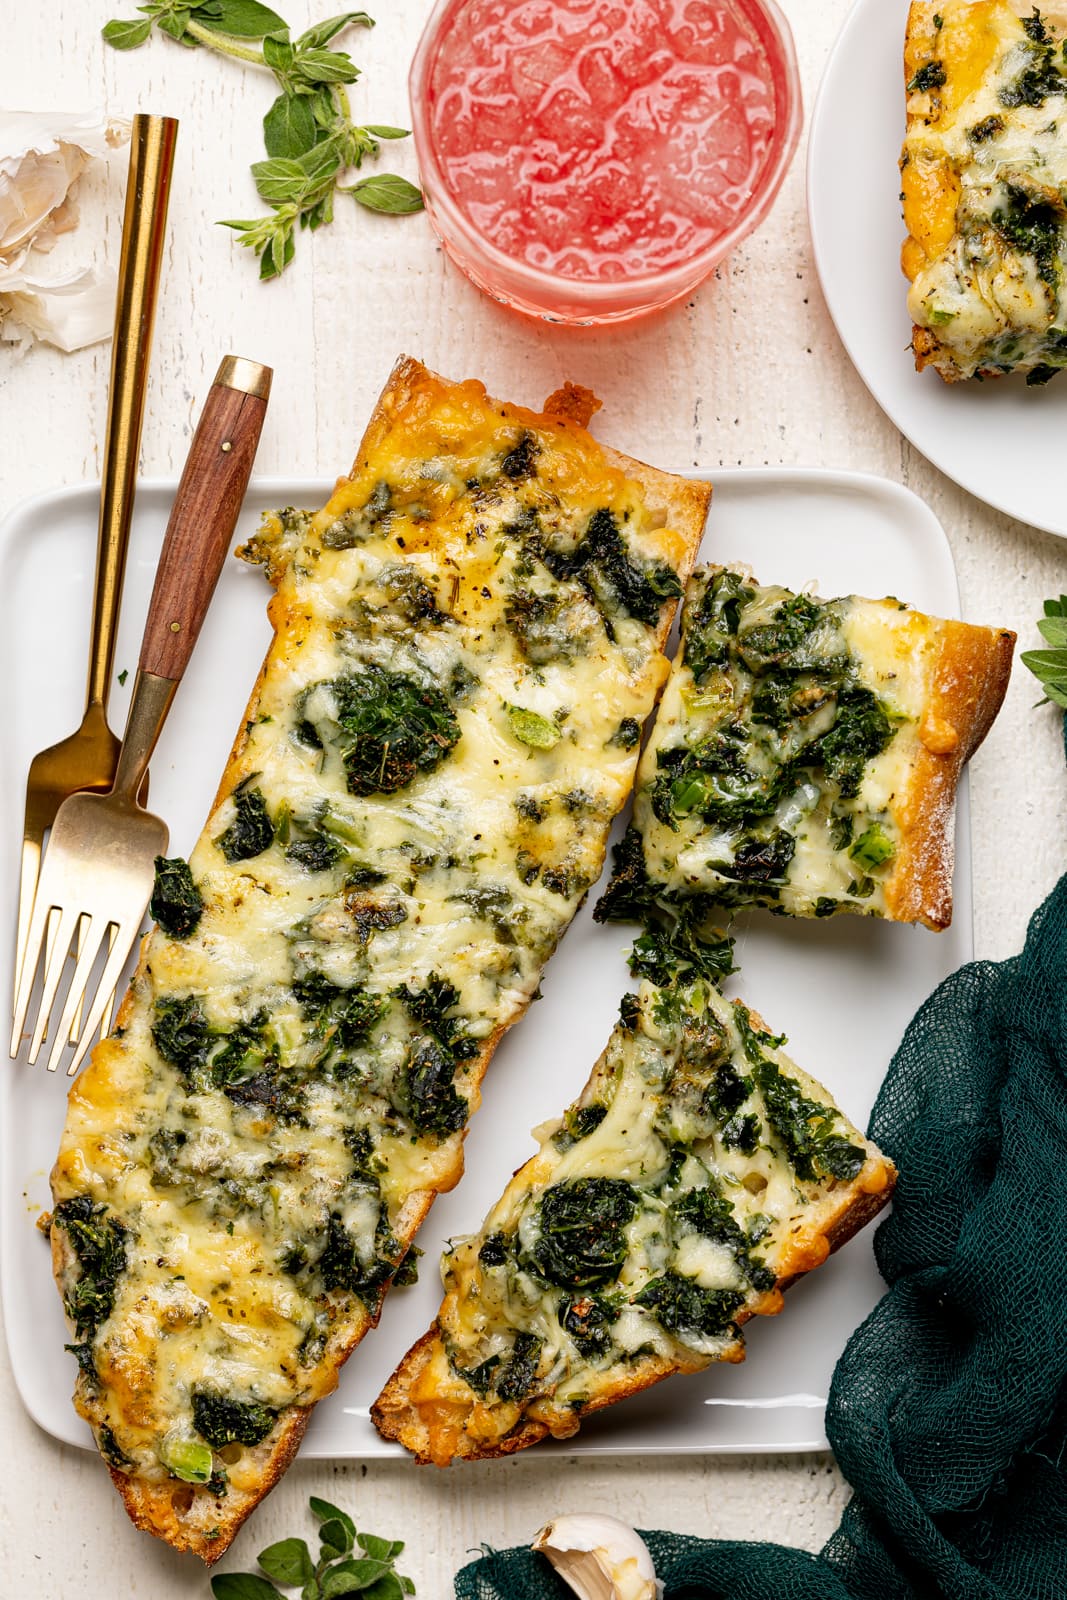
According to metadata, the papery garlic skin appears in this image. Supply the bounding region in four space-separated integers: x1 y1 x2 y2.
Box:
0 111 127 255
0 111 128 351
0 260 118 353
532 1514 661 1600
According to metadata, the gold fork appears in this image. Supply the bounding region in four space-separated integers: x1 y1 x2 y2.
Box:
10 356 272 1075
11 114 177 1022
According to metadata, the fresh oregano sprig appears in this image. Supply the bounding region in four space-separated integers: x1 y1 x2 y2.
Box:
209 1494 415 1599
1022 595 1067 709
102 0 423 278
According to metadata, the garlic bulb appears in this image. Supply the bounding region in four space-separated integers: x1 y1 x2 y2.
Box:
532 1514 661 1600
0 111 128 352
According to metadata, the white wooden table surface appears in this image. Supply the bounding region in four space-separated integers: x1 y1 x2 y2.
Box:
2 0 1065 1593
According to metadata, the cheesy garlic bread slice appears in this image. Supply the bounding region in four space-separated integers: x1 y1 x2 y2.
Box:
596 567 1012 929
903 0 1067 382
372 958 895 1465
48 357 711 1560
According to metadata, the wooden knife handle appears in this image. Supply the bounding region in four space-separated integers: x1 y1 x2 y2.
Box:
139 355 272 682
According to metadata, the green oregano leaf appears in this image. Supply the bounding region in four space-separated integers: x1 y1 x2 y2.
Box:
213 1498 413 1599
258 1537 315 1585
1021 648 1067 709
297 135 345 181
297 11 373 48
263 91 318 156
347 172 424 214
1038 595 1067 644
103 2 420 277
309 1496 357 1535
319 1515 355 1557
321 1559 392 1597
210 1577 285 1600
1023 596 1067 709
360 1576 407 1600
357 1534 404 1562
210 0 287 35
268 225 295 278
251 156 308 202
102 16 153 47
261 29 295 69
292 45 361 84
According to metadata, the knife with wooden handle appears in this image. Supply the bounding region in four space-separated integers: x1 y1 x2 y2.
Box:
11 355 273 1074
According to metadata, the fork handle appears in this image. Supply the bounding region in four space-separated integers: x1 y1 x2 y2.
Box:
111 356 272 801
139 355 272 681
87 113 178 713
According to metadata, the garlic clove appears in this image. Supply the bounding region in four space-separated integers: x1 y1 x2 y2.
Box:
0 260 117 353
0 111 128 257
532 1514 661 1600
0 111 128 351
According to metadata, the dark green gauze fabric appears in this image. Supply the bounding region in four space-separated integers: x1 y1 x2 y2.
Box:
456 865 1067 1600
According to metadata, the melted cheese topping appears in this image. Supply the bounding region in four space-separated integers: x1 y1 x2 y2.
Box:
51 368 696 1502
395 980 891 1459
903 1 1067 378
627 569 938 921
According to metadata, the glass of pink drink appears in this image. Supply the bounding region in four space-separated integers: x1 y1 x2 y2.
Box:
410 0 802 324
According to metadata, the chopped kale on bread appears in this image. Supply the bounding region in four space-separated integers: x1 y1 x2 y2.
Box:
596 566 1013 929
372 953 895 1464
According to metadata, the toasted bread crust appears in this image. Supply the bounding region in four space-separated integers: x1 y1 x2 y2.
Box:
372 1325 720 1464
885 619 1014 928
52 356 712 1559
108 1411 311 1563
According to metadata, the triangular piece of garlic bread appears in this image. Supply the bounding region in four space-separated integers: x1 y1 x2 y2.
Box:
372 955 894 1464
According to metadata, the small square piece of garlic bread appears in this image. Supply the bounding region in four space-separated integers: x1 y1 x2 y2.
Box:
903 0 1067 383
371 977 895 1465
595 567 1013 930
48 356 711 1561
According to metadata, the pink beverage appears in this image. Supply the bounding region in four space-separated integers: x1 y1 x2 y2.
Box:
410 0 801 323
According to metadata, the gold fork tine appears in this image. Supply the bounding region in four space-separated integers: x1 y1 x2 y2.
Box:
96 927 120 1043
38 907 62 1045
11 885 58 1056
62 927 136 1078
45 915 104 1073
25 903 82 1064
46 914 113 1076
67 917 93 1044
66 925 118 1045
13 827 43 1000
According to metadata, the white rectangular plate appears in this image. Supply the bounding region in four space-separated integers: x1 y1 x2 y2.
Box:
1 467 970 1458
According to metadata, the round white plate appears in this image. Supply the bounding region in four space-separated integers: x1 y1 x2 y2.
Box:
808 0 1067 538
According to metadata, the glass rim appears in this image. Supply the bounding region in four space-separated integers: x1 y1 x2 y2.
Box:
408 0 804 308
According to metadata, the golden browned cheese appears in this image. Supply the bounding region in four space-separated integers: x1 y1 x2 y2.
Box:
49 358 711 1560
